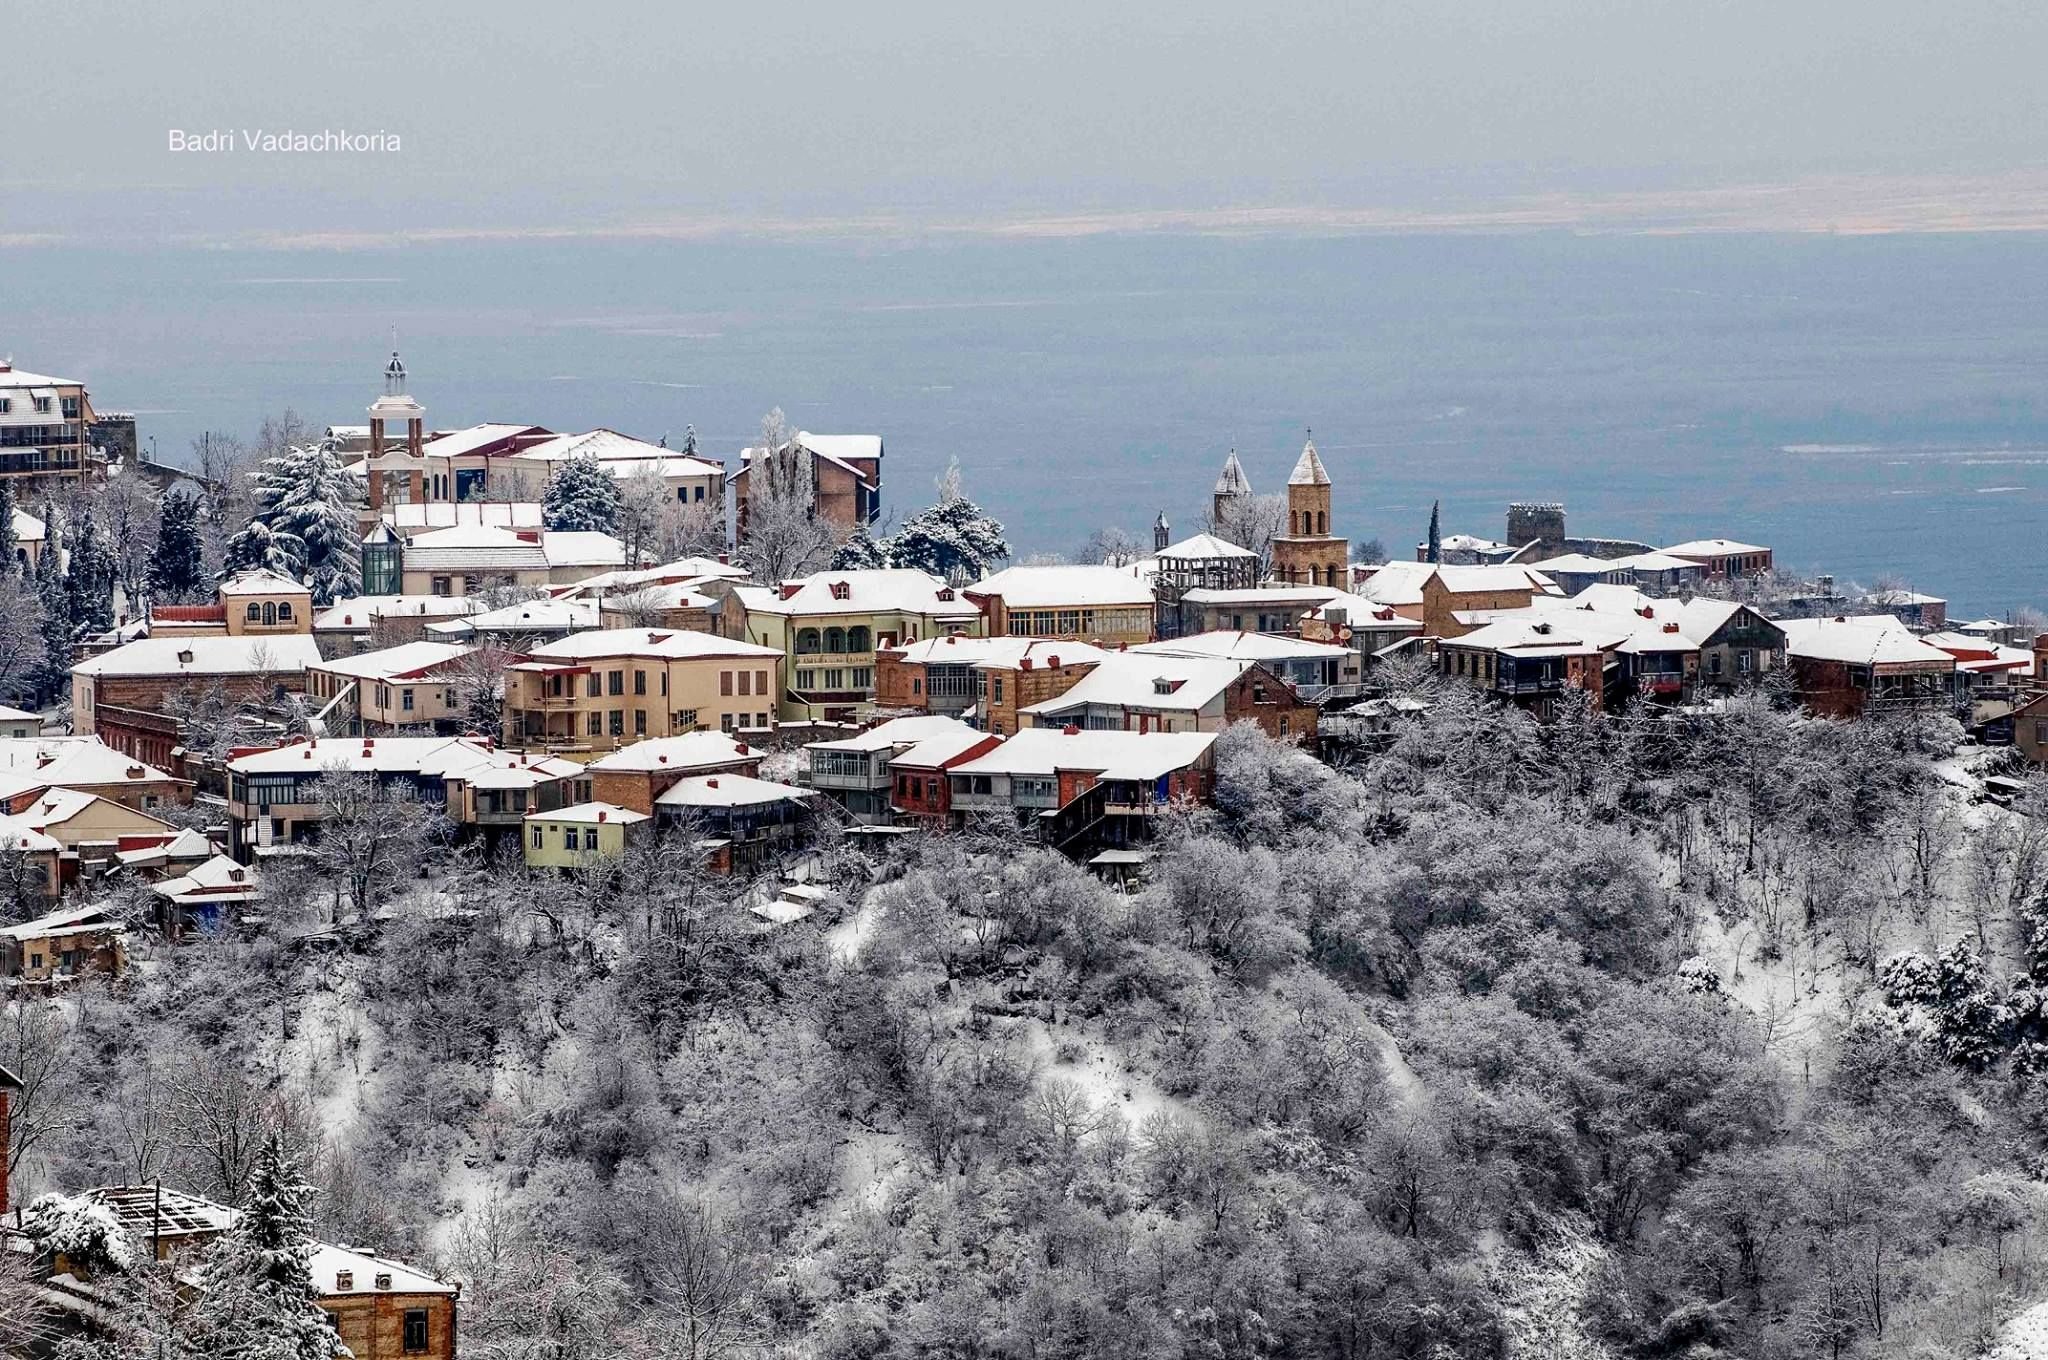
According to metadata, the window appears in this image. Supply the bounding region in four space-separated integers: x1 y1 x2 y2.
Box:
911 677 922 695
1738 651 1754 674
32 396 51 414
829 581 851 601
401 688 415 711
277 602 292 621
634 709 647 735
262 601 277 626
1709 653 1724 676
633 670 647 695
586 674 601 698
0 400 8 413
852 667 871 688
756 670 769 694
660 672 668 696
797 670 815 688
992 677 1004 703
738 670 751 697
607 670 623 696
375 684 391 708
587 712 602 736
608 710 624 736
824 669 845 689
432 575 452 596
583 827 598 850
61 395 80 419
720 671 733 696
246 603 261 621
530 827 543 848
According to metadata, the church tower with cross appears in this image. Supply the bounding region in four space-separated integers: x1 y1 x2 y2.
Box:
1268 431 1349 589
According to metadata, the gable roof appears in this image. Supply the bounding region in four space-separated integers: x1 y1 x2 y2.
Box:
737 570 979 620
73 634 322 678
656 773 815 809
963 565 1156 610
1779 615 1958 667
586 731 760 772
311 640 473 682
950 728 1217 782
522 627 780 664
1156 533 1257 561
1131 630 1349 664
1021 653 1253 717
806 715 983 754
217 567 312 598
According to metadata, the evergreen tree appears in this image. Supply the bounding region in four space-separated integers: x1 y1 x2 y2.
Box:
0 478 16 576
542 453 623 534
186 1134 346 1360
33 509 71 701
225 443 362 604
830 525 889 570
65 511 117 635
149 490 208 603
885 496 1009 580
1426 500 1442 565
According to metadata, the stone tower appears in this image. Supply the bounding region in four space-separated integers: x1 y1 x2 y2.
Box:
1507 502 1566 558
365 346 426 514
1153 511 1171 552
1269 434 1349 589
1211 450 1251 527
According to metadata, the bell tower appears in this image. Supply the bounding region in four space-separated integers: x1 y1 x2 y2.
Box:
365 345 426 515
1211 449 1251 527
1269 432 1349 589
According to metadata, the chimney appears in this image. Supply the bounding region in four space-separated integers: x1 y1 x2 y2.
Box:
706 778 719 789
736 742 748 754
1020 658 1033 672
658 753 668 763
597 810 607 823
1662 622 1679 633
946 634 957 645
125 766 144 780
1062 724 1079 736
1046 655 1059 668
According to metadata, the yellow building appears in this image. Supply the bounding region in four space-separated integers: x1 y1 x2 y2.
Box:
962 565 1156 646
714 569 983 722
503 627 786 747
305 641 475 735
150 567 315 638
523 801 650 869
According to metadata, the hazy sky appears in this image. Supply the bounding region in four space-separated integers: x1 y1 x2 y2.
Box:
8 0 2048 240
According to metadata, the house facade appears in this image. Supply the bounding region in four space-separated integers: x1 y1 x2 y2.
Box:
0 360 96 481
964 566 1157 647
503 629 785 747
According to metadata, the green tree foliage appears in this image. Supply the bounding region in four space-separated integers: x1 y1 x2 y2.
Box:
541 453 622 535
148 490 208 603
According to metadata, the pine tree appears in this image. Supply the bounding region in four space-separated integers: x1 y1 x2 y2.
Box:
34 509 71 701
65 511 117 635
830 525 889 570
1426 500 1442 565
225 442 362 604
186 1134 346 1360
0 478 16 576
149 490 207 604
886 496 1010 580
542 453 623 534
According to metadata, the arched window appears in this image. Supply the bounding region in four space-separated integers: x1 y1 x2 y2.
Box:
846 625 871 654
276 601 293 621
824 626 847 654
261 601 277 626
796 628 821 654
1317 511 1326 535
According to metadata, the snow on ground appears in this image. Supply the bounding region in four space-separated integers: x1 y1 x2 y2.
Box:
825 888 885 963
1691 905 1858 1069
1019 1017 1182 1130
1993 1297 2048 1359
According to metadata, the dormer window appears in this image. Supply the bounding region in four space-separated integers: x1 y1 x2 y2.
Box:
829 581 851 601
336 1270 354 1290
176 649 195 665
935 588 954 602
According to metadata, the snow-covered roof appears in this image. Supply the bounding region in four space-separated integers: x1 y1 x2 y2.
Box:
12 509 46 544
154 854 258 901
586 731 759 772
525 801 650 826
385 502 545 534
311 640 472 682
597 581 714 611
887 730 997 770
314 595 485 631
1302 591 1425 631
511 429 723 479
1663 538 1770 558
886 635 1112 672
1155 533 1257 561
806 715 982 754
1778 615 1958 667
1021 654 1252 717
399 525 549 572
964 564 1156 610
1214 451 1252 497
1609 550 1703 573
1287 437 1330 487
430 597 599 636
521 627 780 664
1439 616 1618 658
228 735 524 778
951 728 1217 782
0 704 37 723
655 773 814 810
1177 584 1341 607
216 567 312 598
0 903 120 941
1354 561 1559 606
1866 588 1948 607
560 557 748 596
1435 533 1510 553
0 739 183 795
1132 630 1349 664
14 787 160 832
79 1186 235 1239
0 816 62 855
1528 553 1630 575
0 366 80 389
738 570 980 620
73 634 321 678
308 1243 457 1298
540 531 628 570
416 423 549 460
116 826 214 867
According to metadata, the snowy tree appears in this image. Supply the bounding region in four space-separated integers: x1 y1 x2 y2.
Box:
739 409 835 583
149 490 208 604
614 464 669 564
184 1134 347 1360
227 442 363 604
0 575 46 705
0 479 15 576
23 1194 135 1275
829 526 888 570
32 512 71 701
307 769 446 923
542 453 623 535
99 472 160 610
1207 490 1285 568
885 469 1008 580
1078 525 1142 567
64 509 118 635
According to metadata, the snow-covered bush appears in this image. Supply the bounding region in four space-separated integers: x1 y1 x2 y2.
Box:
24 1194 135 1274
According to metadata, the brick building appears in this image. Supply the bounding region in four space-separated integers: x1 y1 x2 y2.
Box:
1269 437 1349 589
585 732 764 815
